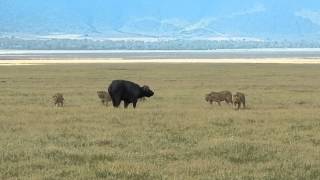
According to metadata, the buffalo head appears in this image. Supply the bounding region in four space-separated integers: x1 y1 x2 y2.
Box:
141 85 154 97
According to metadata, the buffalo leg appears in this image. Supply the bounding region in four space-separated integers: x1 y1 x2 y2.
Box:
111 96 121 108
124 101 129 108
133 100 138 108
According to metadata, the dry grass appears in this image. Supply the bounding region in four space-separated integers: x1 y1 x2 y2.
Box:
1 63 320 179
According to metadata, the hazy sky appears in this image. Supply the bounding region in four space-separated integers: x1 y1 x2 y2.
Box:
3 0 320 21
1 0 320 39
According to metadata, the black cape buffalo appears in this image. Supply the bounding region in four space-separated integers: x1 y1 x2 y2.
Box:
108 80 154 108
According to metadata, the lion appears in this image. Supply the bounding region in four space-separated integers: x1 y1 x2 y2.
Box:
52 93 64 107
97 91 112 106
233 92 246 110
205 90 233 106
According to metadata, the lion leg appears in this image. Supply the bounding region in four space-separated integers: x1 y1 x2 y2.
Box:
229 99 233 105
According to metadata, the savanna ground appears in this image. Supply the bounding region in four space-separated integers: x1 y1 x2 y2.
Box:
0 63 320 179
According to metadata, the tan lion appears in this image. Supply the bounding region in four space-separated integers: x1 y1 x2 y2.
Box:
53 93 64 107
205 90 233 106
233 92 246 110
97 91 112 106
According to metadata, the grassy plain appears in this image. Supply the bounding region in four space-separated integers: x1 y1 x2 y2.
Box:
0 63 320 179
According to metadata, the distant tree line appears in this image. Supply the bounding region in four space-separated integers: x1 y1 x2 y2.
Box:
1 37 320 50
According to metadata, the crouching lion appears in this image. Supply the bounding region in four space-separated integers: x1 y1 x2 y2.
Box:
205 90 233 106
